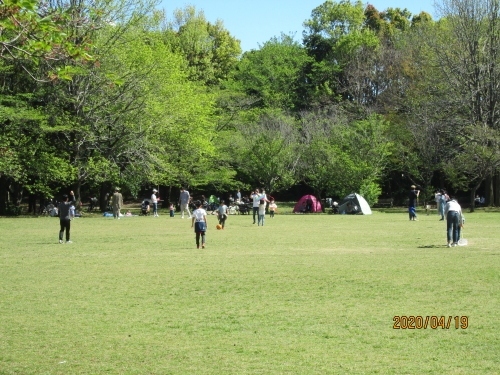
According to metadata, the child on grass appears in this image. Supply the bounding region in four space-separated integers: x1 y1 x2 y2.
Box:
191 201 207 249
269 199 277 218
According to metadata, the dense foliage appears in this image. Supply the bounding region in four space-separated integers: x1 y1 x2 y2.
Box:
1 0 500 214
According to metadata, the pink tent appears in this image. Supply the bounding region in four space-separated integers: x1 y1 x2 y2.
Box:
293 195 322 213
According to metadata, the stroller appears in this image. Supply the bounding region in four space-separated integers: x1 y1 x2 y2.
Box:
140 199 150 216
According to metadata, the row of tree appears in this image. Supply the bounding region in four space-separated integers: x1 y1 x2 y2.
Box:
1 0 500 214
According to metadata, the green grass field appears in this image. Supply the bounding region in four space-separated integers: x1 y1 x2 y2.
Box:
0 209 498 374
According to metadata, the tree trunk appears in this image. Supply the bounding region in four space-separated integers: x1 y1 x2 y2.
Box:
28 193 36 214
470 188 476 213
100 182 112 212
314 189 324 212
0 176 8 215
495 173 500 206
485 176 494 207
75 180 82 209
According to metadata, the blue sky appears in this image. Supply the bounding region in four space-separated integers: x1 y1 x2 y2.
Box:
159 0 436 52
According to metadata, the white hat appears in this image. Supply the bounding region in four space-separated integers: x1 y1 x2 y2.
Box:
153 189 157 192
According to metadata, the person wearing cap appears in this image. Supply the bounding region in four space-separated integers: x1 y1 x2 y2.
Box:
58 191 76 243
408 185 420 221
151 188 160 217
111 187 123 219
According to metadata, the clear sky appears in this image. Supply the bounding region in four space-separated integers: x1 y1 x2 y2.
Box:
159 0 437 52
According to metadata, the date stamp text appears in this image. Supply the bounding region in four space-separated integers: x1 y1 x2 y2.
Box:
393 316 468 329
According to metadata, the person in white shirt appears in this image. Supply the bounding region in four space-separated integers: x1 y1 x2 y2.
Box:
258 196 269 226
179 187 191 219
444 197 463 247
191 201 207 249
151 189 159 217
251 189 266 224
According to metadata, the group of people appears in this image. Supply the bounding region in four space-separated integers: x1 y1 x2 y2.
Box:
250 189 277 226
57 183 469 249
187 188 278 249
410 185 465 247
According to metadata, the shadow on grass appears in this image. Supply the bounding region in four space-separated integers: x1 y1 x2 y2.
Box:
418 244 446 248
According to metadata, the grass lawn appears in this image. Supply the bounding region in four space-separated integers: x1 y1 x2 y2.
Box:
0 209 498 374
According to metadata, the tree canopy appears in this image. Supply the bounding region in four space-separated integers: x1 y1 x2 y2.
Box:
2 0 500 214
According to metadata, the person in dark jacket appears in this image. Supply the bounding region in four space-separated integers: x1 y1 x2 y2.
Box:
58 191 76 243
408 185 420 221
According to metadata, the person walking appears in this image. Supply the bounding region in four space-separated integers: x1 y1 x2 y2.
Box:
408 185 420 221
179 187 191 219
191 201 207 249
269 199 277 218
151 188 160 217
111 187 123 219
444 196 463 247
58 191 76 243
217 200 228 229
251 189 266 224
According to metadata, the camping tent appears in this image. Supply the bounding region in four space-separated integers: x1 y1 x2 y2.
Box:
293 195 322 213
338 193 372 215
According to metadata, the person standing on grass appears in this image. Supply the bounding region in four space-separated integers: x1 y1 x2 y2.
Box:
435 190 442 217
258 195 269 226
439 189 448 221
58 191 76 244
408 185 420 221
217 200 228 229
191 201 207 249
179 187 191 219
111 187 123 219
251 189 266 224
444 196 463 247
269 199 277 218
151 188 159 217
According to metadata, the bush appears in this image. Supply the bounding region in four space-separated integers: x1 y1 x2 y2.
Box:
359 180 381 207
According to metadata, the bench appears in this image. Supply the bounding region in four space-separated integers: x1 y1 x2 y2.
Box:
373 198 393 208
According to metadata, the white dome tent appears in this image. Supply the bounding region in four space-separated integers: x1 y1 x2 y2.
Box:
338 193 372 215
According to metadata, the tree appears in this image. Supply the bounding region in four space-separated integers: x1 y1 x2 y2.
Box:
227 110 300 195
298 107 392 202
163 5 241 86
302 0 380 106
231 33 311 111
431 0 500 207
0 0 93 80
444 124 500 210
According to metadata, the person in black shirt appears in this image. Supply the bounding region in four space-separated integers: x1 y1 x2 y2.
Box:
58 191 76 243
